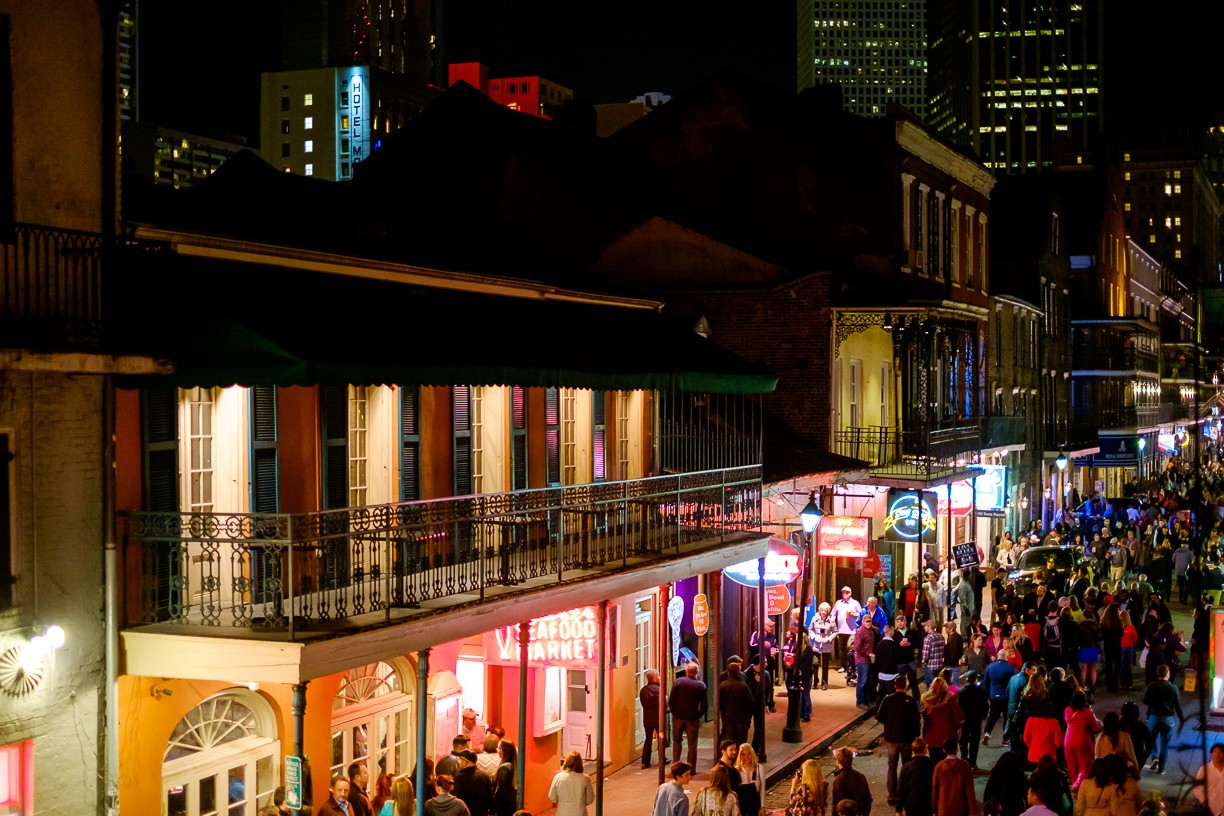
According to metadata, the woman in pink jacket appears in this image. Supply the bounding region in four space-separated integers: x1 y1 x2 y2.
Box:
1063 690 1101 789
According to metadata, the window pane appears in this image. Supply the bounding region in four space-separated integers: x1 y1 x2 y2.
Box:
167 783 189 816
227 765 247 816
200 774 218 816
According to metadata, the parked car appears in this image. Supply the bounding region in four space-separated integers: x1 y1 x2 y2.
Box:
1005 545 1080 596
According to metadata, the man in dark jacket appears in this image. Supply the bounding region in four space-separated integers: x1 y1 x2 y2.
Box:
746 657 773 757
893 615 920 693
897 737 935 816
876 675 920 806
718 663 754 745
639 669 667 768
831 747 873 816
452 750 492 816
956 671 988 769
668 662 707 771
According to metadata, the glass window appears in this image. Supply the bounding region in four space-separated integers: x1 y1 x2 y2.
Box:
304 164 313 176
304 116 313 130
304 140 313 154
304 93 313 106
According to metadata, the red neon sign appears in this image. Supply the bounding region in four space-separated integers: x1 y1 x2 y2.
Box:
817 516 871 558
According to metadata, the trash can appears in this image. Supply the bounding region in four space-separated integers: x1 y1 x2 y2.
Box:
1185 668 1197 692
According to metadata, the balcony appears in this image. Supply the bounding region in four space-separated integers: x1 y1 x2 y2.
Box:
1076 405 1166 430
0 221 104 348
123 465 763 638
984 415 1026 449
1072 347 1159 375
834 419 983 482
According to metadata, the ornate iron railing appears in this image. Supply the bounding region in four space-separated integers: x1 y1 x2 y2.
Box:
0 221 104 347
124 465 762 635
834 419 984 474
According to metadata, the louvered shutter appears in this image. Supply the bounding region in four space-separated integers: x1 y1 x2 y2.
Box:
319 385 349 588
250 387 278 512
453 386 472 496
545 387 560 486
511 386 528 490
142 388 180 620
400 387 420 501
592 390 606 482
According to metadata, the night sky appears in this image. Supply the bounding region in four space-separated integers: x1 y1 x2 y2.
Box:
137 1 1224 148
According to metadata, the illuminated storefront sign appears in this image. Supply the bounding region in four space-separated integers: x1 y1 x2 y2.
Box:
486 606 608 668
724 537 802 588
693 593 710 636
884 490 938 543
974 465 1007 514
816 516 871 558
345 66 371 170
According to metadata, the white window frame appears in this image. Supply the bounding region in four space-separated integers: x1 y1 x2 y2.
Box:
561 389 577 485
348 386 368 508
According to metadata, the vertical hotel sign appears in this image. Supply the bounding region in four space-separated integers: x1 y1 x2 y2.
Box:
346 67 370 167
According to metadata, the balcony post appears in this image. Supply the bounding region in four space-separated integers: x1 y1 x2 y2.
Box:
415 648 430 816
287 516 295 641
595 599 607 816
517 623 529 811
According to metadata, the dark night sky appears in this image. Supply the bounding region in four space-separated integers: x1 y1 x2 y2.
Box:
138 1 1224 148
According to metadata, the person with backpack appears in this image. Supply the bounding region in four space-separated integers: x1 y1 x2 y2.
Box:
1041 607 1063 672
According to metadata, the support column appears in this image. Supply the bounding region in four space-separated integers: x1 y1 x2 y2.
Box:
517 621 529 811
595 600 608 816
756 557 767 761
292 682 308 815
415 649 430 816
658 584 670 786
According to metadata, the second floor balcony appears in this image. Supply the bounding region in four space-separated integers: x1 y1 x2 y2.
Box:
123 465 763 640
833 419 983 482
0 221 104 349
1072 347 1160 376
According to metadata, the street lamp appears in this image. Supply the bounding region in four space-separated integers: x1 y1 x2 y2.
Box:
1055 451 1068 471
784 493 822 743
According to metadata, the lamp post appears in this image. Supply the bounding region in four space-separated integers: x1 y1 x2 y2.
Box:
1055 450 1068 525
783 493 822 743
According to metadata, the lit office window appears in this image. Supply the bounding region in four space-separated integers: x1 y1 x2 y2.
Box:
304 164 313 176
304 140 313 154
304 116 313 130
304 93 313 106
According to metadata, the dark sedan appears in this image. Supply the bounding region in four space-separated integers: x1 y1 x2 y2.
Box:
1005 545 1080 596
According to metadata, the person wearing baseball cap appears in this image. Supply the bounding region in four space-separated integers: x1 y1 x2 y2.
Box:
831 586 862 683
461 708 487 750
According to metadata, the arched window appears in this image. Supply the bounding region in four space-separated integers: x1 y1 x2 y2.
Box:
331 660 416 785
163 690 279 816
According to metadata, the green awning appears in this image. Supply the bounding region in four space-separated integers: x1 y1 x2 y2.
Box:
112 254 778 394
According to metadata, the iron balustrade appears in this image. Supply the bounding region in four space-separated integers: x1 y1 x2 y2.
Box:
124 465 762 635
0 221 104 347
1071 347 1159 374
834 419 984 474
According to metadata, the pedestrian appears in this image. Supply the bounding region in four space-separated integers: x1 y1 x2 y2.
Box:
348 763 375 816
859 595 889 633
717 662 753 745
1093 711 1139 780
894 615 920 692
1118 610 1139 691
452 750 492 816
810 602 837 692
318 776 354 816
692 765 740 816
964 632 990 677
1063 690 1101 790
924 570 946 628
734 744 764 816
986 624 1007 660
920 676 963 764
478 735 502 778
1021 780 1060 816
957 670 987 769
921 619 946 690
930 739 977 816
852 616 876 709
651 762 692 816
715 740 743 789
1040 606 1063 672
830 748 872 816
874 624 900 699
876 675 920 806
1028 756 1073 816
640 669 667 768
425 776 471 816
1075 756 1142 816
1022 699 1062 768
547 752 594 816
983 751 1028 816
956 570 977 640
1048 666 1072 731
832 587 862 681
748 618 779 669
1010 670 1047 761
1141 663 1185 774
787 626 815 723
896 737 934 816
669 662 707 771
379 777 414 816
982 648 1017 746
876 578 896 621
1076 614 1100 702
491 740 518 816
944 620 965 687
1193 742 1224 816
786 759 828 816
1099 603 1123 693
745 657 773 757
1118 702 1151 774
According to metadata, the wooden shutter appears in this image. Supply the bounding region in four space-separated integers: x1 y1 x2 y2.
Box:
141 387 180 620
400 387 420 501
0 434 11 608
453 386 472 495
249 386 278 512
592 390 606 482
545 387 560 487
511 386 528 491
321 385 348 509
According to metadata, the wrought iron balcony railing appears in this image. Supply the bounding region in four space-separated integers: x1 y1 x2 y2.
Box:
984 415 1027 449
0 221 104 347
1072 347 1159 374
124 465 762 636
834 419 983 478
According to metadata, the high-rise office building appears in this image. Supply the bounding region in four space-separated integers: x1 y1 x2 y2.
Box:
928 1 1104 174
119 1 137 121
812 1 927 118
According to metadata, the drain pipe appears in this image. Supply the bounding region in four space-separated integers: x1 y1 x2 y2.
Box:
103 376 120 816
416 649 430 816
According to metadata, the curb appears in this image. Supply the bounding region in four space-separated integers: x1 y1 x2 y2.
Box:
763 707 878 788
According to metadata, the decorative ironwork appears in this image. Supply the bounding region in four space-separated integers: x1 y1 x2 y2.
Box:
125 465 763 634
834 312 887 347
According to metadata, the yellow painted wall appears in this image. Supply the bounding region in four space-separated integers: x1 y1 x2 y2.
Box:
834 326 894 431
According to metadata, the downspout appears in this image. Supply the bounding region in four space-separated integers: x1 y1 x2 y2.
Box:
103 377 119 816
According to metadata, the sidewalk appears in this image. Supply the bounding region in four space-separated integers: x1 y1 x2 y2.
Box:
541 675 873 815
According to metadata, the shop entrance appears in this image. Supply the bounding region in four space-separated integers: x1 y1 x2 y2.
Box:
633 598 653 746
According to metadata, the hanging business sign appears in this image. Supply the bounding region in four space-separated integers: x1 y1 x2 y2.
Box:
974 465 1008 514
884 490 938 543
1093 435 1141 467
952 541 981 570
817 516 871 558
766 585 792 615
692 593 710 636
724 537 803 588
485 606 616 668
935 481 976 517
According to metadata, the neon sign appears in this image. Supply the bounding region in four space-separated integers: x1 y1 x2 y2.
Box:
486 607 602 668
884 490 937 543
724 537 802 588
817 516 871 558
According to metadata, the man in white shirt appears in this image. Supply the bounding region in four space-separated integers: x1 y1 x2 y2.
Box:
831 586 862 681
1196 742 1224 816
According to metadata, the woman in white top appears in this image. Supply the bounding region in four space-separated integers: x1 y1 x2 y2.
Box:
547 751 594 816
735 744 765 816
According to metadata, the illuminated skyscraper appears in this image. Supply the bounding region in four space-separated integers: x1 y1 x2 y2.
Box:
812 1 927 118
927 1 1104 174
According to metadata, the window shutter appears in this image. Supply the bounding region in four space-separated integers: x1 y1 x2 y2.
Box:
453 386 472 496
592 390 606 482
400 387 420 501
511 386 527 491
250 386 278 513
141 387 180 620
321 385 347 510
0 434 11 608
545 387 560 486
